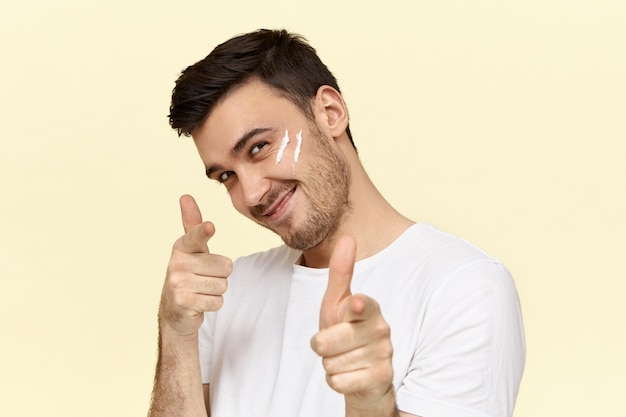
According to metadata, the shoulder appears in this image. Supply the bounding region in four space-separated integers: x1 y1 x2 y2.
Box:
401 223 509 279
405 224 522 331
406 223 499 264
376 223 517 302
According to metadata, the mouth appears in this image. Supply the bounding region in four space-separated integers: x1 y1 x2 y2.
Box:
262 185 297 221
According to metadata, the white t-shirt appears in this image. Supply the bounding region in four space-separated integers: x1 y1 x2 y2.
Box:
199 223 525 417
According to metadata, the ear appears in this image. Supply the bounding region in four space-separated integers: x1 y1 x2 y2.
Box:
313 85 349 138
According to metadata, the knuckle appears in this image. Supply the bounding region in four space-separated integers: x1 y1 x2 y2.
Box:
167 253 189 272
375 363 394 386
169 272 188 291
331 373 361 394
381 341 393 359
172 289 190 307
222 258 233 276
321 354 341 373
328 351 355 374
204 277 227 295
373 320 391 339
172 235 188 251
325 374 341 392
369 297 381 310
321 356 332 371
206 255 232 277
384 338 394 356
207 295 224 311
310 334 326 355
383 364 393 382
215 278 228 294
212 256 232 277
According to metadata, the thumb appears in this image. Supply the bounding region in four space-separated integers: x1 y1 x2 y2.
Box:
320 236 356 329
180 194 203 233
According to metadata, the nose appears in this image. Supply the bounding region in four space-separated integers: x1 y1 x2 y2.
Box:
238 169 270 207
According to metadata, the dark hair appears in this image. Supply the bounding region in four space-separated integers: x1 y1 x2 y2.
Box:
168 29 354 148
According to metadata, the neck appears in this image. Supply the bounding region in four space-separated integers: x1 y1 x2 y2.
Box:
301 141 415 269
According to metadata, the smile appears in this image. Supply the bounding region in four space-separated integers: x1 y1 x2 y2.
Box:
263 185 297 221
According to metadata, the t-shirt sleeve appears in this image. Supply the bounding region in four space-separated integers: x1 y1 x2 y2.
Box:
198 312 216 384
395 261 526 417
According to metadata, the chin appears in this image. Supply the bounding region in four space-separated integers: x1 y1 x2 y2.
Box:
278 224 331 251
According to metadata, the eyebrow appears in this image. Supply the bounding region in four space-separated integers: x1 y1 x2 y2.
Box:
205 127 273 178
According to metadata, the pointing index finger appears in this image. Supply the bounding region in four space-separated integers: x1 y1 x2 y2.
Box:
327 236 356 301
320 236 356 329
180 194 203 233
176 195 214 253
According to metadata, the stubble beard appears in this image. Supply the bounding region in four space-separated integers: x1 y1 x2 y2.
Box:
253 130 352 251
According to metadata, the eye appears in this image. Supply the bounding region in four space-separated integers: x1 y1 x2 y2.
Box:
250 141 268 157
218 171 234 183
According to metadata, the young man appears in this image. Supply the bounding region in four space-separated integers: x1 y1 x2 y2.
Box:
149 29 525 417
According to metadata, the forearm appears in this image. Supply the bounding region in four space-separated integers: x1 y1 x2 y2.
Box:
149 328 207 417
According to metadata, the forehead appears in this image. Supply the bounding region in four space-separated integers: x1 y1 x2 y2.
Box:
193 80 304 150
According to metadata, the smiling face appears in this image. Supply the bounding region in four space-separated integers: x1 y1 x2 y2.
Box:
192 79 351 250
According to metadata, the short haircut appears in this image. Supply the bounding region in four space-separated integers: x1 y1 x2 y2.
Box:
168 29 354 148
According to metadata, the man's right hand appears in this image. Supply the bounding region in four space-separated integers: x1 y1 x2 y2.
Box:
158 194 233 337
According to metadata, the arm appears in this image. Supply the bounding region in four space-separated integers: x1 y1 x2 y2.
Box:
148 195 231 417
149 331 207 416
393 262 525 417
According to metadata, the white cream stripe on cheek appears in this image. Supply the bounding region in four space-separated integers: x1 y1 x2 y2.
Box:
294 129 303 163
275 129 290 164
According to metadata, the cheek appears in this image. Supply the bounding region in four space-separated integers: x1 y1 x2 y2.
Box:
293 129 303 163
274 128 305 167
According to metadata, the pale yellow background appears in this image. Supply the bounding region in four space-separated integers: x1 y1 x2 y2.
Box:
1 1 624 416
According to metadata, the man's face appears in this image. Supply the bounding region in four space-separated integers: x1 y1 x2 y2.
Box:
192 80 351 250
